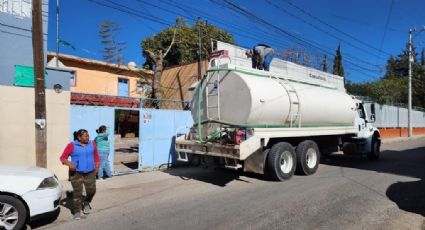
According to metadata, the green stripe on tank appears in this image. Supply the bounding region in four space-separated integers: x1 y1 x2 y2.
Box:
196 119 353 129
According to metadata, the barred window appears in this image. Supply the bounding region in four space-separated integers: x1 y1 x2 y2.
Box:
0 0 32 18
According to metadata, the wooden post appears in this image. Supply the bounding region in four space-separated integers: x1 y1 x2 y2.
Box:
32 0 47 168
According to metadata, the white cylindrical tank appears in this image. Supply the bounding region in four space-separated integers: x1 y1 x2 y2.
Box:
191 69 357 127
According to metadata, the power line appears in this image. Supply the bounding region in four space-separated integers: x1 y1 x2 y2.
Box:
160 0 382 79
376 0 394 61
266 0 386 64
140 0 293 48
88 0 381 80
281 0 391 56
220 0 380 79
87 0 172 26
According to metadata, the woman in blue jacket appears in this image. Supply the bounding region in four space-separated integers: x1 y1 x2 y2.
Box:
95 125 112 180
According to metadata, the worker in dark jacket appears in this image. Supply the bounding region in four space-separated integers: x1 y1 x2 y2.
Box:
246 44 275 71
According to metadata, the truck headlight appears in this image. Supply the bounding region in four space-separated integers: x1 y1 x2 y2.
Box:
37 177 59 189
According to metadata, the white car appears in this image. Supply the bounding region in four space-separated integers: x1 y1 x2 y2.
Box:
0 165 62 230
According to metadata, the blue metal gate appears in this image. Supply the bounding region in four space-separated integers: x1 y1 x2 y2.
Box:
70 105 115 171
71 105 193 171
139 109 193 169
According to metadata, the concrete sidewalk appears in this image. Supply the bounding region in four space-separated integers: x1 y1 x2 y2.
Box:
381 135 425 144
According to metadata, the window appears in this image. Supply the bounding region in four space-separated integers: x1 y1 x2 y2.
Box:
357 103 366 119
70 71 76 87
0 0 32 18
118 78 129 97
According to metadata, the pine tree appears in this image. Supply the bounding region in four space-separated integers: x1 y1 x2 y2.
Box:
332 45 344 78
99 21 126 65
421 48 425 66
384 55 396 78
322 55 328 72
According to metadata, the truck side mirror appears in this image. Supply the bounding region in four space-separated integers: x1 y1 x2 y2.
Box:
370 104 376 122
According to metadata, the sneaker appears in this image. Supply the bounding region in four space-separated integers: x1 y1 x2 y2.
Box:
82 202 92 214
73 212 81 220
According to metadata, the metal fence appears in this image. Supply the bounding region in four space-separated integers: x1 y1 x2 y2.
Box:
364 103 425 128
141 98 190 111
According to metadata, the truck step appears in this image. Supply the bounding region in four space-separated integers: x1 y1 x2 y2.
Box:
176 152 189 162
224 158 241 170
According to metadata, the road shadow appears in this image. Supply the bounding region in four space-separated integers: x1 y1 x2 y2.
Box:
321 147 425 217
165 166 264 187
59 191 74 214
386 180 425 216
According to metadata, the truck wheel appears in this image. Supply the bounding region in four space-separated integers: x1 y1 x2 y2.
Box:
0 195 27 230
295 140 320 175
367 136 380 160
267 142 296 181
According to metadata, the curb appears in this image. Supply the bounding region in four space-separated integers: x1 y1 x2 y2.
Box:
381 135 425 144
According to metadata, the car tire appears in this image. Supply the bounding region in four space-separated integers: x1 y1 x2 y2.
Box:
295 140 320 175
367 136 381 160
267 142 296 181
0 195 27 230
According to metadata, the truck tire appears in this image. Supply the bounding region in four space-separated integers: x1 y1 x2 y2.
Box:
295 140 320 175
267 142 296 181
0 195 28 230
367 136 380 160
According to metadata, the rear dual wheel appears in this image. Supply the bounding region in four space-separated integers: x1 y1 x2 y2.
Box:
295 140 320 175
267 142 296 181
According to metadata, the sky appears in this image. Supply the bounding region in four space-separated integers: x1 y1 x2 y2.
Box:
47 0 425 83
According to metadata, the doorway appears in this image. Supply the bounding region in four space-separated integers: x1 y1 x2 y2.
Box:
114 109 140 174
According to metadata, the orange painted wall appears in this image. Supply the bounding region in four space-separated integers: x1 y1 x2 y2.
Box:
379 128 425 138
69 66 143 97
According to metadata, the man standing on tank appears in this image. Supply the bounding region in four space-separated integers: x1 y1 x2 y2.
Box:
246 44 275 71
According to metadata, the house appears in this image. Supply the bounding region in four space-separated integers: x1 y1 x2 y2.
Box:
47 52 153 99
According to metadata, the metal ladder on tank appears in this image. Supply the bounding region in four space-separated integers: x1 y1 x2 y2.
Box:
205 69 221 121
272 76 301 128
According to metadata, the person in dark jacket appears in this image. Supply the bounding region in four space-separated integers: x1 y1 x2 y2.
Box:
60 129 99 220
246 44 275 71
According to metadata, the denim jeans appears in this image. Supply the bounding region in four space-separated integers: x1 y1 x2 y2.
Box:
98 150 112 178
263 54 274 71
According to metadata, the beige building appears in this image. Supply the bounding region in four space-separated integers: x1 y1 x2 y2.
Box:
0 85 71 179
47 52 153 98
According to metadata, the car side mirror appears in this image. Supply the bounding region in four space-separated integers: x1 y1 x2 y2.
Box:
369 104 376 123
370 114 376 122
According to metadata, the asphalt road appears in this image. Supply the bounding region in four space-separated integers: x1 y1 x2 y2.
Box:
36 137 425 230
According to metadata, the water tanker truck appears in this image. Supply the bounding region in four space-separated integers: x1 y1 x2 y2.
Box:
175 41 380 181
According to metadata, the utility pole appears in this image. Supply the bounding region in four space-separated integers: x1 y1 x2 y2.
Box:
32 0 47 167
408 29 413 137
55 0 60 67
408 26 425 137
197 17 202 81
